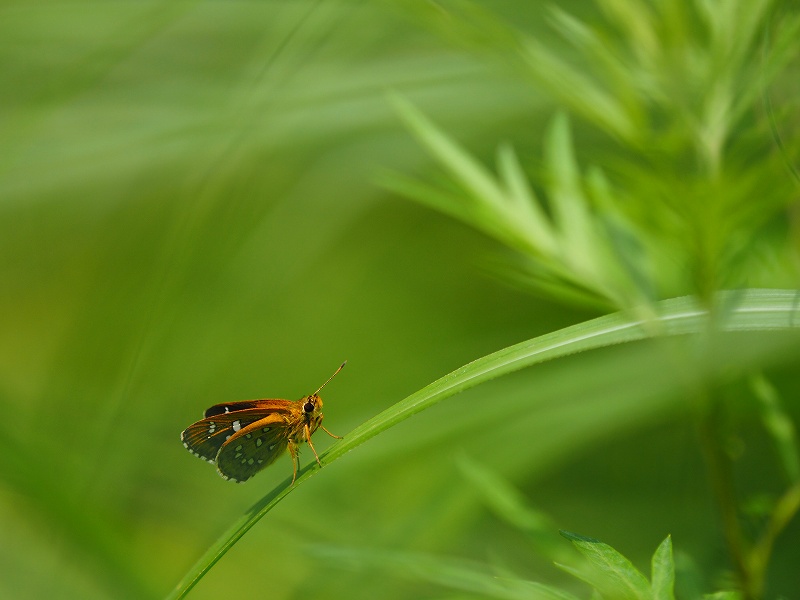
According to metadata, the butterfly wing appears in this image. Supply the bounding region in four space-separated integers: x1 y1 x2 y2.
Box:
203 400 265 419
181 406 289 464
215 415 291 483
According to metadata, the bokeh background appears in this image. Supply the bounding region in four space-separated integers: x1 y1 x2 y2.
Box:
2 1 799 599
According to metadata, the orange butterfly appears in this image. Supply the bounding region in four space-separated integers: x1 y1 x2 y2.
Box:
181 362 345 484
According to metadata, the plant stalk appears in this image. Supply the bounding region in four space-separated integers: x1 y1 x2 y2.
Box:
697 388 756 600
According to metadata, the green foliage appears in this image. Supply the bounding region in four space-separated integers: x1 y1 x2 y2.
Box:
749 373 800 483
557 531 652 599
650 537 676 600
1 0 799 599
390 0 800 308
311 464 756 599
312 545 581 600
388 99 651 311
169 290 800 598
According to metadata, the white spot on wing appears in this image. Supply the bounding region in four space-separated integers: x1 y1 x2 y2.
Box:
232 420 241 432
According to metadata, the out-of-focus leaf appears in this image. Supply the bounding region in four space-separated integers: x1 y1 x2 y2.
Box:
558 531 651 600
749 373 800 483
311 545 582 600
457 455 570 562
651 536 676 600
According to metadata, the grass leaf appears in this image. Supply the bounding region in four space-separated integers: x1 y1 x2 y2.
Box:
167 289 800 599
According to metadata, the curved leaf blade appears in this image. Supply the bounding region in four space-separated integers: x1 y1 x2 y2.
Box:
167 288 800 599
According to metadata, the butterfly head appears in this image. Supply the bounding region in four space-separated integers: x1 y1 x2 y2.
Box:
302 393 324 426
301 361 345 434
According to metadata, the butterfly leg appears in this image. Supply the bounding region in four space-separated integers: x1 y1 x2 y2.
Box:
321 424 342 439
288 440 299 485
305 423 323 468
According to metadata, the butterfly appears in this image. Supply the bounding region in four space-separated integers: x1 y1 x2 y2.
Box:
181 362 345 484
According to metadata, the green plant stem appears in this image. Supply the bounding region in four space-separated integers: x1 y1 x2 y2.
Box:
748 482 800 596
696 387 755 600
696 373 800 599
744 370 800 594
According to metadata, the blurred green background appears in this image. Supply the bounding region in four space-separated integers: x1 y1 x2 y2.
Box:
2 1 799 599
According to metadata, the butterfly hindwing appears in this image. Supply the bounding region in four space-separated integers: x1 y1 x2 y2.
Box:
181 407 288 464
215 415 291 483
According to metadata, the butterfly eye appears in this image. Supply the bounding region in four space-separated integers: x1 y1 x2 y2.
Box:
303 401 315 413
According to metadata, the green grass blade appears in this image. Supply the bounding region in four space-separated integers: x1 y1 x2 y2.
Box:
167 288 800 599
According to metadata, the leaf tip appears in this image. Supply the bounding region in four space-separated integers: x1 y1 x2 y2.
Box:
559 530 600 543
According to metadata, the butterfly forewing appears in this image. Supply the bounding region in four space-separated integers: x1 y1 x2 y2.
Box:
203 400 266 419
215 415 291 482
181 404 290 464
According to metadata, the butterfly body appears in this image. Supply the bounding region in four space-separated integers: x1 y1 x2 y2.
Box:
181 363 345 484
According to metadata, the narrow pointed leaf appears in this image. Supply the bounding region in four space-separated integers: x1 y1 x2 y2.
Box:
521 38 636 141
559 531 650 600
496 142 558 255
390 94 544 255
390 93 508 211
651 536 675 600
544 114 602 282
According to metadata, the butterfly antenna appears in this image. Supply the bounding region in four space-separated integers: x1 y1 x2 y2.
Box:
314 360 347 395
